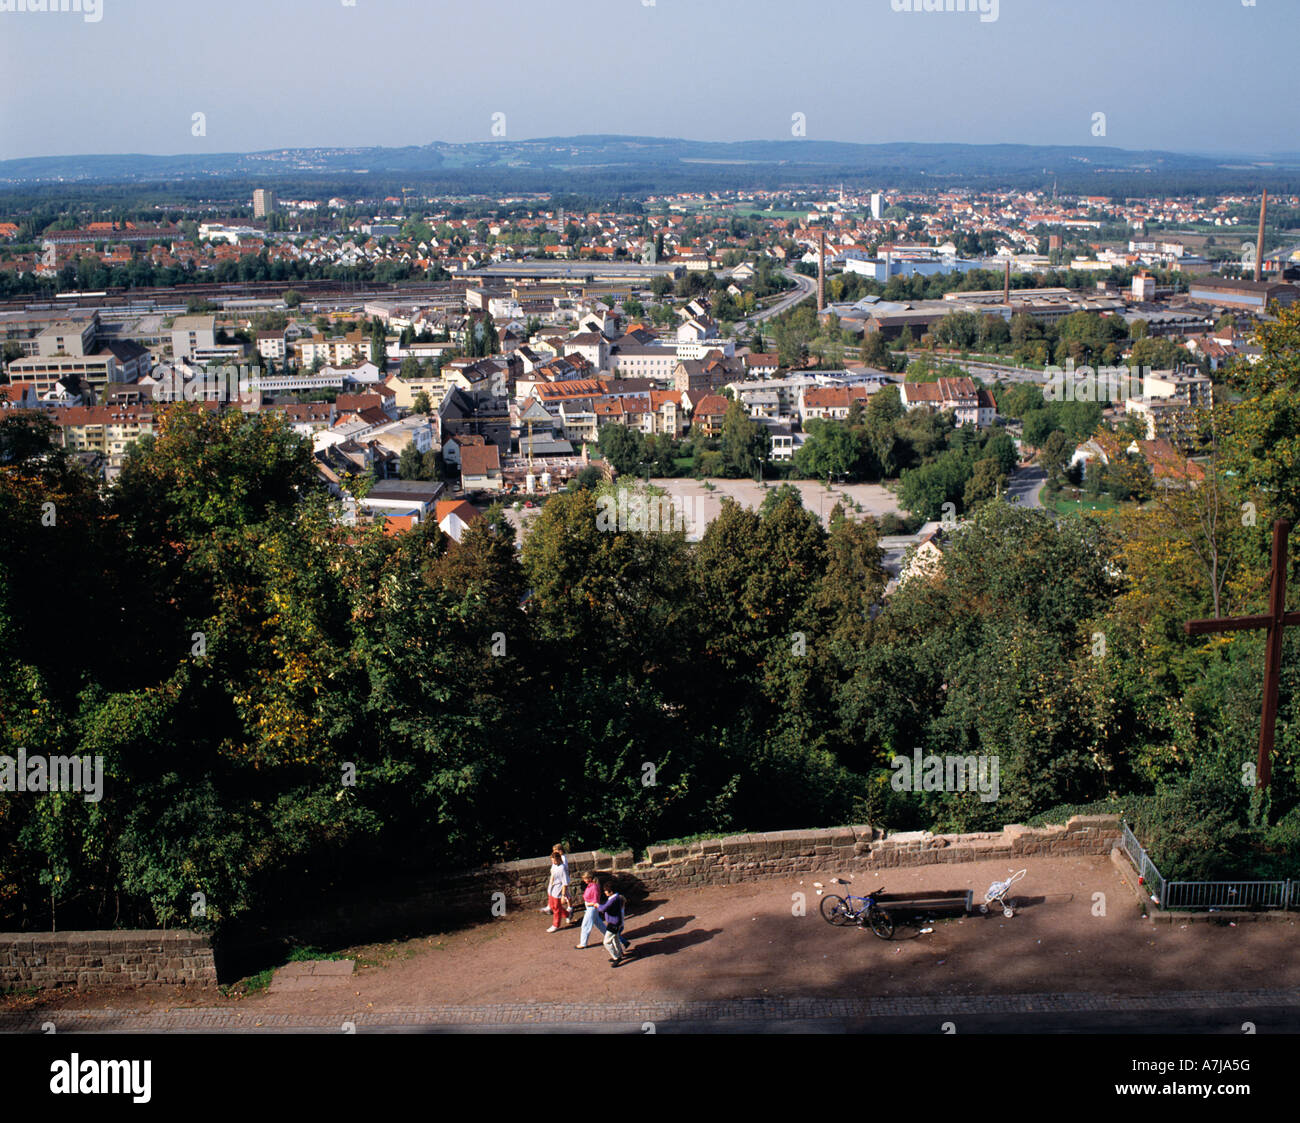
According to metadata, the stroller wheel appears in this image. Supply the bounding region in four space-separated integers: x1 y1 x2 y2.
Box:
979 903 988 914
1003 906 1014 918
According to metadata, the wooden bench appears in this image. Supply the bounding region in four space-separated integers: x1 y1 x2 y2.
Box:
874 889 974 917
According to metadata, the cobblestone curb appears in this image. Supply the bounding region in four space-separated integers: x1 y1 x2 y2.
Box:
5 988 1299 1031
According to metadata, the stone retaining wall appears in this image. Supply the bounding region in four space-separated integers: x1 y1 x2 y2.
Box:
461 814 1122 915
0 930 217 992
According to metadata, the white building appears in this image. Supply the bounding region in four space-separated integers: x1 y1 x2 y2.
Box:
256 332 286 361
170 315 216 361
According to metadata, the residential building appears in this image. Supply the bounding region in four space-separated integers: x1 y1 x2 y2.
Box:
358 479 445 523
256 331 286 361
742 352 780 378
1124 396 1200 445
1070 432 1204 487
607 341 679 383
436 499 484 543
170 315 217 361
799 385 870 423
673 353 744 394
386 369 451 413
438 386 511 450
557 396 599 445
899 523 950 586
369 414 434 458
648 389 686 437
759 418 795 461
298 331 368 367
460 443 503 492
689 393 730 437
1141 369 1213 408
900 378 996 427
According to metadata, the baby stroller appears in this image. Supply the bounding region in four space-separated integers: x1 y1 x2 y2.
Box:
979 869 1027 918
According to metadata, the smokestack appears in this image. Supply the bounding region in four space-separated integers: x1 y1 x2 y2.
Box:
1255 189 1268 283
1003 259 1010 305
817 227 826 312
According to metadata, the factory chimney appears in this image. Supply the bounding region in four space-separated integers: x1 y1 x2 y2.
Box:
817 227 826 312
1255 189 1268 283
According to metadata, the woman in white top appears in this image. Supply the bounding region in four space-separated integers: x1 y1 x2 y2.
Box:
546 846 570 932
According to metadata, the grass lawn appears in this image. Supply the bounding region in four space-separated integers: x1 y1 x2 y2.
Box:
1053 494 1118 515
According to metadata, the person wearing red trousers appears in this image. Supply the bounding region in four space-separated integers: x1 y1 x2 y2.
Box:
545 848 570 932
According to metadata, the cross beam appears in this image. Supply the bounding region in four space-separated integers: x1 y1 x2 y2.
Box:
1184 519 1293 790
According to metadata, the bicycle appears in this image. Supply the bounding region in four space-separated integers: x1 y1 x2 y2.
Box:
820 885 894 939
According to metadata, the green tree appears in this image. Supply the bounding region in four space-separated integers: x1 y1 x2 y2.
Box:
720 399 770 478
898 450 972 521
597 424 646 477
1222 304 1300 525
964 457 1005 508
398 443 430 480
1022 409 1058 448
1041 430 1072 479
370 319 388 372
794 419 867 482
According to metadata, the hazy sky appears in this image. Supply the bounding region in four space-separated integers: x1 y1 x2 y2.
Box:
1 0 1296 161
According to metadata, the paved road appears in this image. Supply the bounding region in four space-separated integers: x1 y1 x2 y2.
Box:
1007 465 1046 509
743 268 816 325
902 352 1047 384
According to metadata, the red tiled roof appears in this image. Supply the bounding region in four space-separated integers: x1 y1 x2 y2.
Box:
803 387 851 409
534 379 604 401
459 444 502 477
435 499 483 525
692 394 729 417
380 514 419 537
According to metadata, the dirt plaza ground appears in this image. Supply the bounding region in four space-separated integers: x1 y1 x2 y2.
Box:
8 855 1298 1023
645 477 903 534
501 477 906 545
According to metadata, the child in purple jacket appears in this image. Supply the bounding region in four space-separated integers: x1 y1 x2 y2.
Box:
596 882 629 967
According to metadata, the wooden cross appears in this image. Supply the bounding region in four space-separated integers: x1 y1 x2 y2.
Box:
1184 519 1298 790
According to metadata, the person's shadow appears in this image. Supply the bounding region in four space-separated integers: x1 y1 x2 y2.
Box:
628 914 693 937
625 924 721 959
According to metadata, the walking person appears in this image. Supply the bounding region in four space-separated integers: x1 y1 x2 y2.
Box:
543 844 568 913
574 871 607 949
546 848 571 933
597 880 630 967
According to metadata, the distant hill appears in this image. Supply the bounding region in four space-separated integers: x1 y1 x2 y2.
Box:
3 136 1297 195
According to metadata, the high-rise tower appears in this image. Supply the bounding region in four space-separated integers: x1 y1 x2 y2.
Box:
252 188 276 218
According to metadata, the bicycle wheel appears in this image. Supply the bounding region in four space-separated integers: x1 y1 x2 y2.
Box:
866 905 894 940
821 894 853 926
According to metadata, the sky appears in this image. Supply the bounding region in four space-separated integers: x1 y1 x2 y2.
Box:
0 0 1296 161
